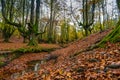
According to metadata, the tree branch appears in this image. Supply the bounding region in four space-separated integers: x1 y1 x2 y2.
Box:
1 0 21 27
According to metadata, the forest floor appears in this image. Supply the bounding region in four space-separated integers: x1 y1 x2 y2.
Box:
1 29 120 80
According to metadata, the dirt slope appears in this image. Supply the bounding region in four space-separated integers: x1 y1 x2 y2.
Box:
0 30 112 80
50 29 111 57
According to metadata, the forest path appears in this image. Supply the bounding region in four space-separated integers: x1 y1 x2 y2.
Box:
0 30 111 80
50 29 111 57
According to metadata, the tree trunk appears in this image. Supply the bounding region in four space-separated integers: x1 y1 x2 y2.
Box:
28 0 41 46
48 0 54 43
98 2 103 32
28 33 38 46
85 28 88 36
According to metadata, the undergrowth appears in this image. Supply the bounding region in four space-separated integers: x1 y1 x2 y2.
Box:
13 46 57 54
0 46 58 68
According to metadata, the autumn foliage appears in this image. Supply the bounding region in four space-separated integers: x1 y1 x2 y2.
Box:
1 29 120 80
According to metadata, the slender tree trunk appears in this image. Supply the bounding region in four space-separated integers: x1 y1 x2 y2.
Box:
28 0 37 46
48 0 54 43
98 2 103 31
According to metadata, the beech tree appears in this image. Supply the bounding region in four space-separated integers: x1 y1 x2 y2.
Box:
1 0 45 46
0 0 15 42
70 0 96 36
79 0 96 36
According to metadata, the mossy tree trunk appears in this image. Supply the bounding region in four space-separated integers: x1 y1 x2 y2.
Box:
1 0 42 46
27 0 40 46
79 0 96 36
2 24 15 42
28 33 38 46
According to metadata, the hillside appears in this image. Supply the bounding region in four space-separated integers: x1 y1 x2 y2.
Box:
0 29 118 80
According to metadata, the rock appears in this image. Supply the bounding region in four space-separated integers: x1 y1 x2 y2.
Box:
45 54 58 61
76 67 85 73
107 63 120 69
11 72 20 79
88 58 99 63
100 51 106 55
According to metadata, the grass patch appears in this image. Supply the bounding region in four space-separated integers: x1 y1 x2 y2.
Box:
98 26 120 47
0 55 6 67
13 46 57 54
0 61 4 66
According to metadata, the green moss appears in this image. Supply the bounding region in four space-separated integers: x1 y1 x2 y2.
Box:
0 46 58 68
0 56 5 66
13 46 57 54
0 56 5 60
0 61 4 66
98 25 120 47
